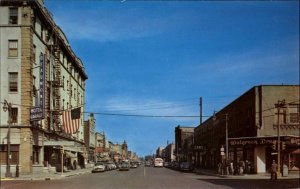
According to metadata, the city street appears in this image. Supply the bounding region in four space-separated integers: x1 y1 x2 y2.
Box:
1 166 299 189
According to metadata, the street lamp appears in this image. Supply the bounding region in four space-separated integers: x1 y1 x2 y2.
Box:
213 113 229 166
2 99 13 178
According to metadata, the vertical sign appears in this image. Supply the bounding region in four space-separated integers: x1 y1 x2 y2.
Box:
30 53 45 121
39 52 45 118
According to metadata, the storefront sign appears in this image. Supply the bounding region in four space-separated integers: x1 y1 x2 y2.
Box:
30 53 45 121
39 52 45 118
229 138 276 146
30 107 43 121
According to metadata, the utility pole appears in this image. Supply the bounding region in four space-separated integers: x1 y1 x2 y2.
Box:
276 99 285 176
199 97 202 125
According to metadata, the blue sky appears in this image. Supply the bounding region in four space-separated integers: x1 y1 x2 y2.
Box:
45 1 299 157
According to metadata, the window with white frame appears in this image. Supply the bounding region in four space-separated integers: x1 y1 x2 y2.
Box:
8 40 18 57
8 72 18 92
9 7 18 24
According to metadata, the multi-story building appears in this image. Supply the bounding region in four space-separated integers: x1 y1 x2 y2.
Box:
84 113 96 163
194 85 299 174
156 147 164 158
109 142 122 162
95 132 106 161
164 143 175 163
175 126 194 162
0 0 88 177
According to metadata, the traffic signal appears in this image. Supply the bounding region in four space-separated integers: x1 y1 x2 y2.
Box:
272 141 277 150
281 142 286 150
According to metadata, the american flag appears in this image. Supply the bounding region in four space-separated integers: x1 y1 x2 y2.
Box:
62 107 81 134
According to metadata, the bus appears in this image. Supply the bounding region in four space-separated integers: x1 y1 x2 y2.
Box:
154 158 163 167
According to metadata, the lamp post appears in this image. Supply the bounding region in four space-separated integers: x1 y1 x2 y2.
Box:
214 113 229 173
2 99 13 178
276 99 285 176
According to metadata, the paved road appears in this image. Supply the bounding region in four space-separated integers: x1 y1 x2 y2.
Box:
1 166 299 189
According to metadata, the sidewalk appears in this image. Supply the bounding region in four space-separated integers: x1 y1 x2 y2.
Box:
1 167 93 181
193 168 300 180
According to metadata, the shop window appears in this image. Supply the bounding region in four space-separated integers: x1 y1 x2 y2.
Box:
9 7 18 24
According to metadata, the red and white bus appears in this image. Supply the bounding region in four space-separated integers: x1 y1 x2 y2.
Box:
154 158 163 167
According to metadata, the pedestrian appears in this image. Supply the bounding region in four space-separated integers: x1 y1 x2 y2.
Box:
230 161 234 175
245 160 249 175
270 160 277 180
218 162 222 175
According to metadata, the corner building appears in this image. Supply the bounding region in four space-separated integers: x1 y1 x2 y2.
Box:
194 85 299 174
0 0 88 176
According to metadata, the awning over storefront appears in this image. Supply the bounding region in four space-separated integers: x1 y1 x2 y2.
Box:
291 149 300 154
65 151 77 158
44 141 84 153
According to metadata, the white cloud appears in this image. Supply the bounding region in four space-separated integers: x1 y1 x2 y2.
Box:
52 7 180 42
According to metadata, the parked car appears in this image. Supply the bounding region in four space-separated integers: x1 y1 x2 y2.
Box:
119 162 130 171
179 162 193 172
164 162 170 167
92 162 106 173
130 162 138 168
106 162 117 170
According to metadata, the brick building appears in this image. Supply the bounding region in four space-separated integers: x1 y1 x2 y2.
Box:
194 85 299 174
175 126 194 162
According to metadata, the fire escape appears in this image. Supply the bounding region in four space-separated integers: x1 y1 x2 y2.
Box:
50 44 63 132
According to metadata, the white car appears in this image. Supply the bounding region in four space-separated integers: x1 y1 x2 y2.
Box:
92 162 106 173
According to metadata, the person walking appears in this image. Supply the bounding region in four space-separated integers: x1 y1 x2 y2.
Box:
270 160 278 180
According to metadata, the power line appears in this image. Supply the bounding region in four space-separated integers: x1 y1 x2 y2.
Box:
83 111 204 118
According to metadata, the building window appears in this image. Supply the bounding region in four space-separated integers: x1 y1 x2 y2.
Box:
8 72 18 92
9 7 18 24
290 113 299 123
8 40 18 57
9 107 18 124
33 44 36 64
289 105 299 124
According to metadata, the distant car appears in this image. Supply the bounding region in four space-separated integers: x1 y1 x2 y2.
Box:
145 161 151 167
92 162 106 173
164 162 170 167
130 162 138 168
179 162 193 172
119 162 130 171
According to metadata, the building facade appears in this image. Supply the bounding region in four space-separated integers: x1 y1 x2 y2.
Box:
84 113 96 163
194 85 299 174
164 143 175 163
175 126 194 162
0 0 88 177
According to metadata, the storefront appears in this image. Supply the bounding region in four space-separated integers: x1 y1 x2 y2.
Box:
229 136 300 174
